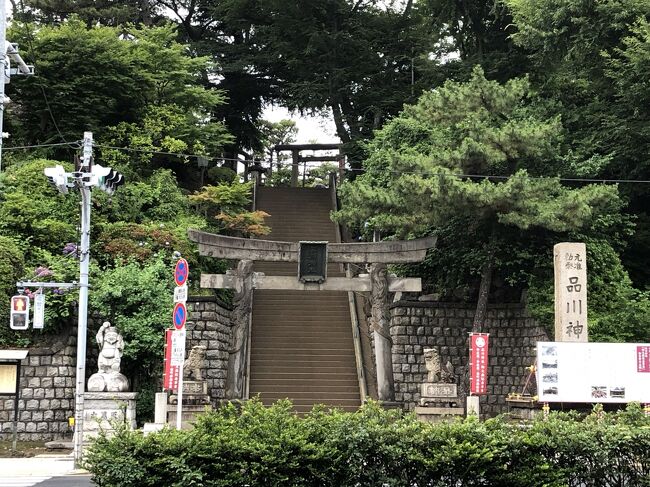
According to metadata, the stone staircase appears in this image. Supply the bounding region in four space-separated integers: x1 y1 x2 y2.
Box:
249 186 361 412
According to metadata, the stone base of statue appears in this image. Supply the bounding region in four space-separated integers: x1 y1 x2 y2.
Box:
167 381 212 429
420 383 459 406
417 383 463 422
87 372 130 392
415 405 465 423
506 393 541 420
82 392 138 443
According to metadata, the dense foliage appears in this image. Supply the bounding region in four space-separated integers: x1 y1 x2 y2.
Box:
85 399 650 487
1 0 650 404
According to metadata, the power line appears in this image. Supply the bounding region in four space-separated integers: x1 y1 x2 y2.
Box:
4 141 79 151
17 16 72 145
94 142 650 185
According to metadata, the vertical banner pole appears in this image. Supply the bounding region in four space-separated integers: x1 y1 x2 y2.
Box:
176 358 184 430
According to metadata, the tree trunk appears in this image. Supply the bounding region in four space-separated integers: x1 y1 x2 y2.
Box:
472 232 497 332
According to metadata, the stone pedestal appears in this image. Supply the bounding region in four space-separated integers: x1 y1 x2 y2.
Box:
415 406 464 423
167 381 211 429
82 392 137 443
420 383 458 406
417 383 463 422
506 395 540 420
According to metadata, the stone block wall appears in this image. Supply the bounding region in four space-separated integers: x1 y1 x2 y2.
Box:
0 334 77 441
186 297 233 403
0 297 233 441
389 301 548 416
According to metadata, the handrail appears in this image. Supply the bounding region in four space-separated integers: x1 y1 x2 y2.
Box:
331 172 368 403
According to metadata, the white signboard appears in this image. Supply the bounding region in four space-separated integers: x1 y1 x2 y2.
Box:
170 329 186 366
537 342 650 403
173 285 188 303
33 294 45 329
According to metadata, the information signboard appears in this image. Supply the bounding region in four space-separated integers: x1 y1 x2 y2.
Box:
536 342 650 403
163 329 180 391
170 329 186 367
33 294 45 329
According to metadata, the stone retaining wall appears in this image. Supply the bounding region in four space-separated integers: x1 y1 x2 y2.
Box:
186 297 232 403
0 333 77 441
0 297 233 441
389 301 548 416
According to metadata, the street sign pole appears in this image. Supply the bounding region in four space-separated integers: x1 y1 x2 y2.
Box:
176 331 185 430
172 258 189 430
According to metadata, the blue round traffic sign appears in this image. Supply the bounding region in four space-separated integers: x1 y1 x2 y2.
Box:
173 302 187 330
174 258 189 286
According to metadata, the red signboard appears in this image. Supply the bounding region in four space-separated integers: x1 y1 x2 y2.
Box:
163 329 180 391
638 346 650 373
470 333 490 395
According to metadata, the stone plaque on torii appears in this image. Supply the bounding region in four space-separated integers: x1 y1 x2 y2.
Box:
188 229 436 403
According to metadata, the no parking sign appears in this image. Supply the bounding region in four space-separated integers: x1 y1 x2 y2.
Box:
172 302 187 330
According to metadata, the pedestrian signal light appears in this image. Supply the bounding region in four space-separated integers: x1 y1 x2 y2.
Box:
10 295 30 330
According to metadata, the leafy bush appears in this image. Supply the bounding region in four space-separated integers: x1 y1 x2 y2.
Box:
85 400 650 487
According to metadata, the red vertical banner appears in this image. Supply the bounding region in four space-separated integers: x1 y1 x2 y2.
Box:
163 329 180 391
470 333 490 395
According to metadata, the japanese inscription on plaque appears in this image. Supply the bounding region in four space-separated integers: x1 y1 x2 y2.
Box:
554 242 588 342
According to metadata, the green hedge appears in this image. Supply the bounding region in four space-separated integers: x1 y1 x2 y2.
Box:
85 400 650 487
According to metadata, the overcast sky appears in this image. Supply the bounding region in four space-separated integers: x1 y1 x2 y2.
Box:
263 105 340 145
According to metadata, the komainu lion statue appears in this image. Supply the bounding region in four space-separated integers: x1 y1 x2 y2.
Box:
184 345 207 381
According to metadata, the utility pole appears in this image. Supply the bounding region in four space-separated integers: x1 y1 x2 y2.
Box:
73 132 92 467
44 132 124 466
0 0 34 171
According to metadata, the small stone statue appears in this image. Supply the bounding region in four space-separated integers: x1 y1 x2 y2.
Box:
87 322 130 392
184 345 207 381
424 347 455 384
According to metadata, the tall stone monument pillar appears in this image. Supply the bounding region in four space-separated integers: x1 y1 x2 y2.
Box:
554 243 588 342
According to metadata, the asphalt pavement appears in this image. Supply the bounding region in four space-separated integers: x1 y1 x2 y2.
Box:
0 454 95 486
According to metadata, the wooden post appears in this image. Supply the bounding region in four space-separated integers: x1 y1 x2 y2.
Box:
291 149 300 187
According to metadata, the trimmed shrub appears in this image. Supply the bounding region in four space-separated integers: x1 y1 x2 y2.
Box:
85 400 650 487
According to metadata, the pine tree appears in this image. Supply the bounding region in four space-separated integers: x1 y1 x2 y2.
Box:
335 67 621 330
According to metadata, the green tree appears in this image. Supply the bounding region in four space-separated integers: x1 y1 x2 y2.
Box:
7 20 231 179
335 68 621 329
14 0 158 26
506 0 650 287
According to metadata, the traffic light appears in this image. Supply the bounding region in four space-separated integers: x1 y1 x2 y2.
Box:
10 295 30 330
43 165 69 194
92 164 124 195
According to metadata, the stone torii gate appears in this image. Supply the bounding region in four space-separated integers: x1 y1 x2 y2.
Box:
188 230 436 403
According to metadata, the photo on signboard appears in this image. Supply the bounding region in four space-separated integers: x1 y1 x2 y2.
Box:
543 386 558 395
609 387 625 399
541 346 557 357
591 386 607 399
542 360 558 369
542 372 558 383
